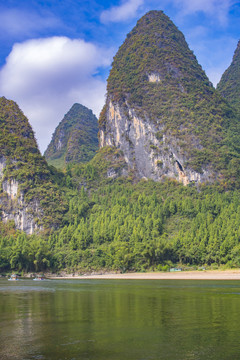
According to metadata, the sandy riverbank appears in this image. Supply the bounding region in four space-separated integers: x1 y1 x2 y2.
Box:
49 269 240 280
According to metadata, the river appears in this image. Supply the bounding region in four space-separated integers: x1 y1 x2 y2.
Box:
1 278 240 359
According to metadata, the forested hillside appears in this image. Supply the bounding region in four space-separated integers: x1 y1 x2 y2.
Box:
1 149 240 273
44 103 98 168
0 97 67 233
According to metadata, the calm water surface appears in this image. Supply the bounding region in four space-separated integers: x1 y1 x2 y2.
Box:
1 278 240 359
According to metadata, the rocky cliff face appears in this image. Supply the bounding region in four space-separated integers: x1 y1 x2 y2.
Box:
100 101 212 185
0 148 42 234
0 157 6 178
1 178 43 234
44 103 98 168
0 97 67 234
99 11 240 186
217 40 240 114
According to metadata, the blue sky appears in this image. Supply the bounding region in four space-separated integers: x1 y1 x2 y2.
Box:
0 0 239 152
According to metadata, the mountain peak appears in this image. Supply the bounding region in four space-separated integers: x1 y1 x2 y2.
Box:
102 9 211 112
69 103 93 114
99 11 240 186
0 96 39 157
44 103 98 168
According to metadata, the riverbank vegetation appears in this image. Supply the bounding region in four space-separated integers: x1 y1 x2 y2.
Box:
1 166 240 273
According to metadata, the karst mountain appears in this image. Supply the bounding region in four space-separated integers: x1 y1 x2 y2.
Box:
99 10 240 186
44 103 98 168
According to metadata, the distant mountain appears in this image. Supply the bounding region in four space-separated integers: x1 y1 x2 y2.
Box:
217 40 240 114
0 97 67 234
99 11 240 186
44 103 99 168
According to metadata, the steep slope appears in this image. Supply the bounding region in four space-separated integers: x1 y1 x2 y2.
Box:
44 103 98 168
99 11 240 186
0 97 67 234
217 40 240 114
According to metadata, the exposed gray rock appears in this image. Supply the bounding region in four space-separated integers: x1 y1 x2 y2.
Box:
2 179 19 199
148 73 161 83
100 99 213 185
56 129 65 151
107 168 118 178
2 196 43 234
1 177 43 234
0 157 6 179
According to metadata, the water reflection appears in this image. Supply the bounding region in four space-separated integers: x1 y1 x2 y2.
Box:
1 280 240 359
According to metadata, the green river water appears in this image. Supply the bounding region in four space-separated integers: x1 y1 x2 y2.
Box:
1 278 240 359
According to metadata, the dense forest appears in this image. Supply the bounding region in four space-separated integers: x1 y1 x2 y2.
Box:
1 148 240 274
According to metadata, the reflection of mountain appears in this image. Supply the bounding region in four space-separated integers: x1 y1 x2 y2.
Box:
44 103 99 168
1 281 240 359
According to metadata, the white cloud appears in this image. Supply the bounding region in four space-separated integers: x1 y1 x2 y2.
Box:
0 9 61 37
171 0 236 25
100 0 144 23
0 37 113 152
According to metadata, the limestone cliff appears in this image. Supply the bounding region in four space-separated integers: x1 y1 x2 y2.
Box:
44 103 98 168
0 170 43 234
99 11 240 185
100 101 212 185
0 97 67 234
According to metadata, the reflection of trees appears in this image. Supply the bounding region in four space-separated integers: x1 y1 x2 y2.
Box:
1 281 240 359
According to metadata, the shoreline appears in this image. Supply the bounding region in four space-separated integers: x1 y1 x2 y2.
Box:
48 269 240 280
